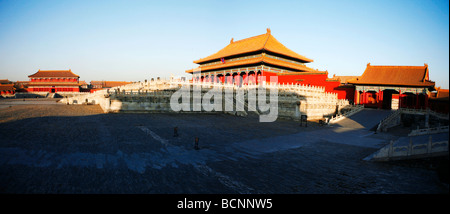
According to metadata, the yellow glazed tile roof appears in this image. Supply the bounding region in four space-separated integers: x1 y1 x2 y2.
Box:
186 55 315 73
193 29 313 64
348 63 435 87
28 70 80 78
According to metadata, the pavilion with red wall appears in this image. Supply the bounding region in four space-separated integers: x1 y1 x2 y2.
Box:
27 69 81 93
186 29 342 96
348 63 435 110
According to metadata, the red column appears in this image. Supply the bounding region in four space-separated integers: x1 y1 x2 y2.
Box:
379 90 383 108
416 94 419 109
376 90 380 108
362 91 365 105
243 73 248 85
262 70 264 84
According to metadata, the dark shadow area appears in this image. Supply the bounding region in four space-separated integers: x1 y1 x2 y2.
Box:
386 156 449 184
0 112 447 194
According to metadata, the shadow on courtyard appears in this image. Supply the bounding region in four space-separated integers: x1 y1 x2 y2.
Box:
0 112 447 194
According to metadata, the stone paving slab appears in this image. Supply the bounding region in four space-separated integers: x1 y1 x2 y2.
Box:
0 104 448 193
332 108 393 130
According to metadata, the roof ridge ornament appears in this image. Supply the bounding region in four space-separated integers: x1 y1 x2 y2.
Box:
266 28 271 34
230 38 234 43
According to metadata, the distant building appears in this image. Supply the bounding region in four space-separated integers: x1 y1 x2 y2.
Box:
13 81 29 93
27 69 80 93
79 80 89 89
0 84 15 97
333 75 360 103
0 79 12 85
90 81 132 89
429 87 449 113
348 63 435 109
0 79 16 97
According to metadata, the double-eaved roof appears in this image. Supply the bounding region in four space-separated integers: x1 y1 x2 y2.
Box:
194 29 313 64
348 63 435 88
28 69 79 78
0 84 15 91
186 54 316 73
187 29 314 73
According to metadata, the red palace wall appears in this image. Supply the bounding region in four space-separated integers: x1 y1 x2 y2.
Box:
333 86 355 101
266 71 352 100
28 87 80 92
28 77 80 93
1 91 15 95
196 70 356 101
262 71 278 83
355 90 429 109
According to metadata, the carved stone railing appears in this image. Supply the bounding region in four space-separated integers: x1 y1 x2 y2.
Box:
399 107 449 120
408 126 449 136
376 110 401 132
376 107 449 133
368 136 448 161
60 79 351 120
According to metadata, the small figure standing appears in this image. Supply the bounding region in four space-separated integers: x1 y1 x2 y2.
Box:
300 115 307 127
174 127 179 137
194 137 199 150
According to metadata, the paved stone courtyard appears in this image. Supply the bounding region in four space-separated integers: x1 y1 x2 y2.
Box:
0 100 448 193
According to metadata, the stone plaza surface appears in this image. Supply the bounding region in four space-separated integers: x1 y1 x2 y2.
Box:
0 101 448 193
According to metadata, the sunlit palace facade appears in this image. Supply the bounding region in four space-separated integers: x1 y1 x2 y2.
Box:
186 29 346 98
27 69 81 93
348 63 435 109
186 29 438 108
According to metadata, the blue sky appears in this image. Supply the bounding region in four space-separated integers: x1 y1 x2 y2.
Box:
0 0 448 88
